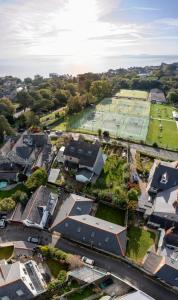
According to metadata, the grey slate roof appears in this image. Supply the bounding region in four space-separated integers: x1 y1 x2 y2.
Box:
21 185 58 227
51 194 93 229
52 215 127 256
64 140 100 167
149 163 178 192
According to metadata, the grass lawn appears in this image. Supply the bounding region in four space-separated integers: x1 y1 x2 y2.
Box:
68 286 95 300
146 119 178 150
95 155 128 193
126 227 155 263
95 203 125 226
40 107 67 127
0 184 28 199
46 259 67 278
150 103 174 119
0 246 14 260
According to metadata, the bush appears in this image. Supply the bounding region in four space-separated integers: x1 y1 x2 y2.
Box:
57 270 67 285
12 190 28 206
127 188 139 201
0 197 16 211
25 168 48 191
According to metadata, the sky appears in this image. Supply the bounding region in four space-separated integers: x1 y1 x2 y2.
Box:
0 0 178 62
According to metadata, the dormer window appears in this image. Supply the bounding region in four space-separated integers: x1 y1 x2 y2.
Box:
160 172 168 184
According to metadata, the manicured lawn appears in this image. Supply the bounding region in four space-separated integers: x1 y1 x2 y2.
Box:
95 203 125 226
126 227 155 263
0 184 28 199
0 246 14 260
40 107 67 127
146 119 178 150
68 286 95 300
150 103 174 120
46 259 67 278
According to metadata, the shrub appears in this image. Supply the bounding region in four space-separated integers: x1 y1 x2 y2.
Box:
0 197 16 211
127 188 139 201
57 270 67 285
12 190 28 206
25 168 48 191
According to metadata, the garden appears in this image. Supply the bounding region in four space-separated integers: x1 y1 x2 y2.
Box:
0 246 14 260
95 203 125 226
126 227 155 263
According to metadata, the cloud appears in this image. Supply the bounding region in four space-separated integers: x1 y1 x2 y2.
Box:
155 18 178 27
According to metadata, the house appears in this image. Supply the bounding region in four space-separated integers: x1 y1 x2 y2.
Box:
0 131 53 183
21 185 58 229
0 259 46 299
138 160 178 229
63 140 105 183
149 89 167 104
51 194 127 256
143 248 178 288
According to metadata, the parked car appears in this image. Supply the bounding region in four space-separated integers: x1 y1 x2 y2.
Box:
82 256 95 266
0 219 6 229
27 236 40 244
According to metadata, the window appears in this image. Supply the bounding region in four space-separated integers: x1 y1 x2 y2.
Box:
16 290 24 297
91 231 95 238
1 297 10 300
98 242 102 246
105 237 109 243
23 268 27 274
160 172 168 184
83 236 86 240
65 222 69 227
77 227 81 233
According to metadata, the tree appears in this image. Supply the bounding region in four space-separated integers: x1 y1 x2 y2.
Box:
127 188 139 201
0 115 15 142
23 111 40 128
0 197 16 211
90 80 112 100
0 98 15 117
67 95 83 113
16 91 33 110
98 128 102 138
12 190 28 206
55 89 70 105
167 90 178 103
25 168 48 191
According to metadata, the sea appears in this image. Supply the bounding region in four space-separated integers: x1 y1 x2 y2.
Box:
0 54 178 79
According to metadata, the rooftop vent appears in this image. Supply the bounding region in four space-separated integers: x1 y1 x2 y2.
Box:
160 172 168 184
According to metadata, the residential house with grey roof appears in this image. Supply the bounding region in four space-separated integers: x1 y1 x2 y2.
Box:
21 185 58 229
51 194 127 256
138 160 178 229
0 259 46 299
0 131 53 183
63 140 105 183
143 246 178 288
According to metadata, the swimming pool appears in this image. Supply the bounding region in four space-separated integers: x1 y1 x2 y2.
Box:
0 180 8 189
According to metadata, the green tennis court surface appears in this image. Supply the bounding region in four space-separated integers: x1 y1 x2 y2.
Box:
70 95 150 142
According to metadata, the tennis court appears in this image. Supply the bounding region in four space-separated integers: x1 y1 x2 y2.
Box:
116 89 149 101
71 96 150 142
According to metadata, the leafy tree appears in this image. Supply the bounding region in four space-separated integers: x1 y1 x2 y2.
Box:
167 90 178 103
12 190 28 206
0 98 15 116
25 168 48 191
98 128 102 137
0 197 16 211
64 83 76 96
55 89 70 105
67 95 83 113
23 111 40 128
16 91 33 110
0 115 15 142
90 80 112 100
39 88 52 100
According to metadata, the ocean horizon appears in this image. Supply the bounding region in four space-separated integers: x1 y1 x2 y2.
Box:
0 54 178 79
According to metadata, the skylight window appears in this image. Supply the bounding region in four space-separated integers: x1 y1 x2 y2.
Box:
160 172 168 184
